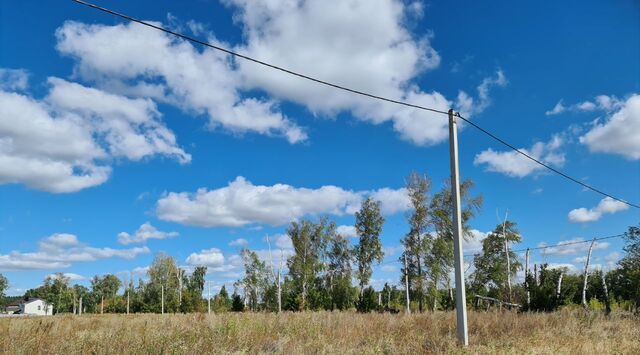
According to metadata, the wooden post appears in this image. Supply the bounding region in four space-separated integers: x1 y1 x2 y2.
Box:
525 248 530 309
582 238 596 310
404 253 411 314
601 269 611 315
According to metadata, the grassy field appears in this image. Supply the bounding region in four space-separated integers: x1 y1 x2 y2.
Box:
0 311 638 354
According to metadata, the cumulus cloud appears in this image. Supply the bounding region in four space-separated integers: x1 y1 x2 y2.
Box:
117 222 178 245
537 238 609 256
456 70 507 116
229 238 249 247
0 233 149 271
463 229 489 254
545 100 566 116
56 20 306 144
568 197 629 223
0 74 189 193
47 272 86 281
336 225 358 238
474 134 565 177
56 0 504 147
186 248 225 268
580 94 640 160
546 95 624 116
156 176 409 227
0 68 29 91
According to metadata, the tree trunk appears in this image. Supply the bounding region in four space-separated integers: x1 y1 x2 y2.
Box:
556 272 563 310
582 238 595 310
601 270 611 315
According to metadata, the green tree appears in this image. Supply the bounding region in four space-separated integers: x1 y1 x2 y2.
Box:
144 253 180 313
0 274 8 306
618 224 640 312
471 220 522 301
427 179 482 311
287 219 330 310
91 274 122 313
354 197 384 297
189 266 207 293
327 228 355 310
237 249 270 311
231 293 245 312
400 172 430 312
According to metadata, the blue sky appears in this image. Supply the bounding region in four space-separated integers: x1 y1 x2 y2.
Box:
0 0 638 295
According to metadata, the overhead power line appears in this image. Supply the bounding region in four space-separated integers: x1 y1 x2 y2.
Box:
72 0 639 209
463 233 625 258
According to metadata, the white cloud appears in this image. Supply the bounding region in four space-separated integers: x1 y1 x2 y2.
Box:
456 70 507 116
380 264 397 273
0 233 149 271
580 94 640 160
117 222 178 245
0 68 29 91
57 1 505 147
186 248 225 268
47 272 86 281
273 234 293 250
0 75 189 193
56 20 306 144
463 229 489 254
156 176 409 227
474 134 565 177
545 100 566 116
537 238 609 256
229 238 249 247
336 225 358 238
568 197 629 223
546 95 624 116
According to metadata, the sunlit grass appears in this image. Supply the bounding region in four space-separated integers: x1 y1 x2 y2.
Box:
1 310 638 354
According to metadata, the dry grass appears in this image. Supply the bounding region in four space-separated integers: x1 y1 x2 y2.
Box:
0 310 638 354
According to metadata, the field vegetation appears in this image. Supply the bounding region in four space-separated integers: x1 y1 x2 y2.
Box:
1 310 638 354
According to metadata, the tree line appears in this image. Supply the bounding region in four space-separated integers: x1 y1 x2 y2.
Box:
0 172 638 314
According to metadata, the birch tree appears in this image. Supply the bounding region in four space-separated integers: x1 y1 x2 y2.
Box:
354 197 384 296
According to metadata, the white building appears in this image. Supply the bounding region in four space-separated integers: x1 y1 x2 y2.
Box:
5 298 53 316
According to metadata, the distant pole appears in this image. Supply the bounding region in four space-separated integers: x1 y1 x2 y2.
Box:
501 210 512 303
161 284 165 315
448 109 468 346
101 295 104 314
525 248 530 309
582 238 595 310
404 253 411 314
79 297 82 316
208 281 211 315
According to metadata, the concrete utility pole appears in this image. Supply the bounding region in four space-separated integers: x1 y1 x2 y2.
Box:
161 284 165 314
448 109 468 346
207 281 211 315
582 238 596 310
404 253 411 314
79 297 82 316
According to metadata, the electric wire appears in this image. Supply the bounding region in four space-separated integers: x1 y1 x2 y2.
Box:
71 0 640 209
